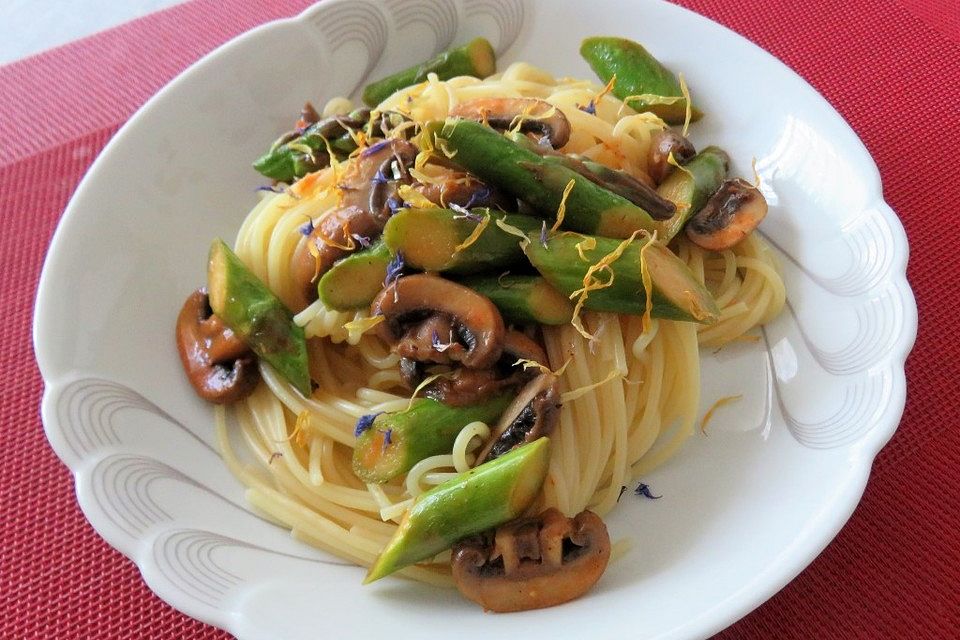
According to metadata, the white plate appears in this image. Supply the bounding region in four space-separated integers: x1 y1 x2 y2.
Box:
33 0 917 638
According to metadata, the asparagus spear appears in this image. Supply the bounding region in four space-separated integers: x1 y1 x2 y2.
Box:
655 146 729 242
460 274 574 325
362 38 496 107
423 120 657 238
364 437 550 583
317 241 392 311
505 131 675 219
352 394 512 484
524 232 719 323
580 36 702 125
207 239 311 395
253 111 367 183
382 207 541 273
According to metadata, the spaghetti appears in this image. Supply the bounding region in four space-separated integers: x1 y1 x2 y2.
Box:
210 61 784 587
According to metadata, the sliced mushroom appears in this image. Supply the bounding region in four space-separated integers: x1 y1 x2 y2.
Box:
405 330 549 406
298 101 320 128
289 139 418 311
395 314 466 364
646 129 696 185
372 274 505 370
686 178 768 251
574 158 675 219
450 98 571 149
476 373 561 463
289 205 381 311
311 108 371 140
176 288 259 404
413 168 513 211
451 508 611 612
352 138 418 220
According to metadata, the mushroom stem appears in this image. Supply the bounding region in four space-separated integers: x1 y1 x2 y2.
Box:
451 508 611 612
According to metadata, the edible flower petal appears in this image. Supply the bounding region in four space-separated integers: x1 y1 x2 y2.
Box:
354 412 384 437
634 483 661 499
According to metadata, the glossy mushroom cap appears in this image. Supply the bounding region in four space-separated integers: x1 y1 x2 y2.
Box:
175 288 259 404
371 274 506 370
289 138 418 311
451 509 611 612
646 129 696 185
686 178 768 251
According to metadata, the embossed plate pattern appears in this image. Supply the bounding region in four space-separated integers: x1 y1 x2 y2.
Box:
34 1 916 638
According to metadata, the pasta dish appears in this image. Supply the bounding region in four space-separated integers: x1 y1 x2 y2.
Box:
174 36 784 612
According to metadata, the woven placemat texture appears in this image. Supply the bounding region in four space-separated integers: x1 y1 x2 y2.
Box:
1 0 957 637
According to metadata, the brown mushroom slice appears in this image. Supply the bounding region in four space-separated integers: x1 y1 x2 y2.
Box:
298 101 320 127
352 138 418 221
288 139 418 311
425 368 519 407
686 178 768 251
450 97 571 149
395 314 467 364
417 330 550 405
176 288 260 404
372 274 506 370
501 330 548 370
476 373 561 464
451 508 611 613
412 168 513 211
289 205 381 311
647 129 696 185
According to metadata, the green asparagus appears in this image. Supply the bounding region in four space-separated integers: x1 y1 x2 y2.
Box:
460 274 574 325
317 241 392 311
424 120 657 238
655 146 729 241
362 38 496 107
253 112 366 183
364 437 551 583
580 36 702 125
524 232 719 323
352 395 512 484
382 207 540 273
505 131 675 219
207 239 311 395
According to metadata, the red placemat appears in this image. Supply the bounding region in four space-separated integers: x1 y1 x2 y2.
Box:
1 0 957 637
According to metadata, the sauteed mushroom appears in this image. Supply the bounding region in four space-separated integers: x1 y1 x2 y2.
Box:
289 205 381 310
686 178 768 251
413 169 513 211
450 97 571 149
298 101 320 127
401 330 550 406
372 274 505 370
289 139 417 310
176 288 259 404
646 129 696 185
476 373 561 463
451 508 611 612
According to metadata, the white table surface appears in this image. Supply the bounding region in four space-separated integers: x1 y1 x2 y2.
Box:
1 0 184 65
